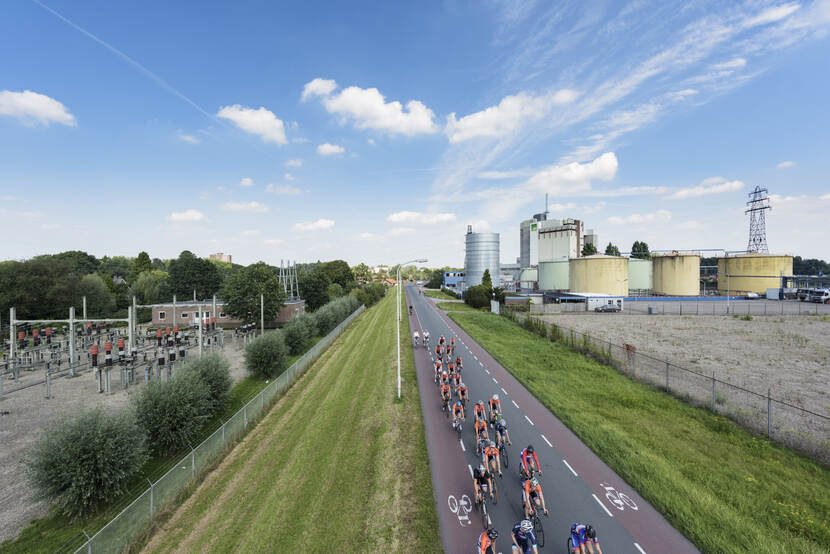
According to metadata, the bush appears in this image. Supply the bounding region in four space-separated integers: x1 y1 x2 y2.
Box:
182 354 232 414
464 285 491 309
296 311 317 336
134 370 212 456
313 306 336 335
28 408 148 518
245 330 290 379
283 317 311 355
441 287 459 299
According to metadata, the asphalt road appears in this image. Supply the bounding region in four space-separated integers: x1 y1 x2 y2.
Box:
407 285 699 554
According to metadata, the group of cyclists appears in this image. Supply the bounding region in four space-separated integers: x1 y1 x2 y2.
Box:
416 328 603 554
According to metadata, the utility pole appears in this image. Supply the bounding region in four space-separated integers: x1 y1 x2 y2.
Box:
260 294 265 336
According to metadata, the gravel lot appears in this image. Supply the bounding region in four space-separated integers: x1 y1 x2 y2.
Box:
0 332 249 543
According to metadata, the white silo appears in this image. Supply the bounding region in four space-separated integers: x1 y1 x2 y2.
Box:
464 226 500 287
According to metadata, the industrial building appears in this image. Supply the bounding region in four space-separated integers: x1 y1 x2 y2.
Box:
442 270 465 290
463 225 500 288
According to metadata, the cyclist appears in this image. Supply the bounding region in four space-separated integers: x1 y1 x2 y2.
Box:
440 381 452 407
455 355 463 370
439 335 446 347
474 417 489 444
452 400 465 426
520 445 542 479
450 337 456 348
476 434 490 456
435 344 443 361
472 464 494 504
522 477 548 519
452 371 462 391
477 528 499 554
413 330 419 346
457 381 468 405
482 440 503 477
446 359 455 376
423 330 430 346
441 371 451 387
488 394 502 427
569 523 602 554
434 360 442 383
511 519 539 554
409 305 413 315
473 400 487 422
495 416 512 448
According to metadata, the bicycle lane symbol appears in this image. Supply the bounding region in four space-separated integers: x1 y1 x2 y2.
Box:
447 494 473 527
599 482 638 512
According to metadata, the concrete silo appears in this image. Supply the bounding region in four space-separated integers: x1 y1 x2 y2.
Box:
569 255 629 296
628 258 653 293
653 254 700 296
717 254 792 295
464 226 500 287
538 259 569 291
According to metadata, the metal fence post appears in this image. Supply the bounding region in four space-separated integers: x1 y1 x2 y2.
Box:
191 448 196 477
665 362 670 392
148 478 154 516
712 372 716 411
244 404 248 427
222 420 225 444
767 389 772 438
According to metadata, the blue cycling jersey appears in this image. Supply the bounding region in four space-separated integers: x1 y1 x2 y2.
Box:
512 523 537 550
570 524 599 548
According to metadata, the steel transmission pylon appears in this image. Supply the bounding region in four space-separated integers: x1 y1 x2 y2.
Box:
745 186 771 253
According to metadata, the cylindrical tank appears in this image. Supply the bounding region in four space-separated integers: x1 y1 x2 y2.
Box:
628 258 653 292
653 254 700 296
568 255 628 296
519 268 538 282
538 259 569 291
717 254 792 295
464 231 500 287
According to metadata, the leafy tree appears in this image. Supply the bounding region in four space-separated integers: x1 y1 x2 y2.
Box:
181 354 232 414
324 260 355 290
492 286 506 303
50 251 99 276
79 274 116 317
130 251 152 282
793 256 830 275
221 262 286 324
131 270 170 304
151 257 169 271
464 285 490 309
98 256 134 280
581 242 598 256
327 282 344 300
168 250 221 299
481 269 493 291
350 282 386 307
299 267 332 311
353 262 371 282
425 269 444 289
631 241 651 259
245 330 289 379
604 242 621 256
282 317 311 355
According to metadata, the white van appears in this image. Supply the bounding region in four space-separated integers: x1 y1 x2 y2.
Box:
810 290 830 304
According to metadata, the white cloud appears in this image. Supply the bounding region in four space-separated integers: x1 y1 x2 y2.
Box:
745 3 800 28
178 131 200 144
221 201 268 212
776 160 796 169
284 173 295 181
293 218 335 231
386 211 456 224
367 138 376 145
522 152 618 195
359 232 377 239
607 210 672 225
0 90 76 126
668 179 744 199
387 227 416 236
216 104 287 145
292 137 311 143
319 84 439 136
317 143 344 155
478 169 533 179
266 183 302 195
301 78 338 101
446 90 579 143
285 159 303 167
713 58 747 70
167 209 206 222
239 177 254 187
264 238 284 245
820 193 830 200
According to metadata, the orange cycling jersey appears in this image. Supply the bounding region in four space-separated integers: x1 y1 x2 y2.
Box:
489 398 501 412
483 445 499 458
477 531 494 553
523 479 542 498
453 403 463 415
441 384 451 395
474 405 486 419
475 420 487 434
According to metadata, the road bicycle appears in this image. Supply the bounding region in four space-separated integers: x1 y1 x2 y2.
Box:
528 505 546 547
442 398 452 419
498 439 509 469
451 416 463 435
474 480 498 529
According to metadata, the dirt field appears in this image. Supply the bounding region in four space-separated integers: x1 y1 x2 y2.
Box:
540 313 830 415
0 332 249 543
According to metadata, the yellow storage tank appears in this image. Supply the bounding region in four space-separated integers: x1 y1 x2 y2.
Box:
717 254 793 295
628 258 653 292
653 254 700 296
538 259 569 291
568 255 628 296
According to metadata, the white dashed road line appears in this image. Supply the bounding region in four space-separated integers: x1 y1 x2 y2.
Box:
459 439 465 452
592 493 614 517
562 459 578 476
541 434 552 448
512 400 519 409
468 464 474 478
484 368 490 374
500 387 507 395
524 415 534 426
492 377 498 384
634 543 647 554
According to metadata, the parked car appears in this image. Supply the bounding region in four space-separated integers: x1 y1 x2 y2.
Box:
594 304 621 312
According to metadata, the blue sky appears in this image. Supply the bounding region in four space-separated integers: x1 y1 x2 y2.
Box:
1 0 829 267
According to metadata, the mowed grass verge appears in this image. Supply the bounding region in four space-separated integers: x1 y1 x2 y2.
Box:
449 311 830 554
423 289 456 300
143 291 440 553
436 301 479 312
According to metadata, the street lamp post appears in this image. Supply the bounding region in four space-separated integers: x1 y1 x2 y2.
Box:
395 258 427 399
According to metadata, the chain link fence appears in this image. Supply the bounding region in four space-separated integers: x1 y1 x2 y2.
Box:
71 305 365 554
509 310 830 464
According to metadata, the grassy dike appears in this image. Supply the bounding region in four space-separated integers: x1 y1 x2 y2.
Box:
449 311 830 554
423 289 457 301
436 301 479 312
142 290 441 553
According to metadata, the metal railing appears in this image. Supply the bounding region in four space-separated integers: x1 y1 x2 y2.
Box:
506 310 830 464
72 305 365 553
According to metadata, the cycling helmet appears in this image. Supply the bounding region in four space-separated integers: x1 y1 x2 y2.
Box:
489 440 496 448
586 525 596 539
531 477 539 487
478 464 486 472
459 381 465 387
520 519 533 532
478 400 485 406
526 444 535 454
455 401 462 407
498 418 507 427
493 394 499 400
487 528 499 540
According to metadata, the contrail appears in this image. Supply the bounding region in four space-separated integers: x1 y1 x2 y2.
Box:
31 0 221 124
